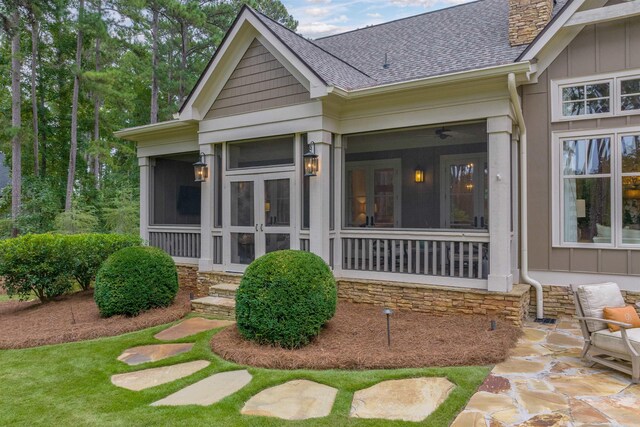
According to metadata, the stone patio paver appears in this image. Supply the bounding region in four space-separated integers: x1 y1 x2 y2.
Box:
111 360 210 391
241 379 337 420
349 377 454 422
117 343 193 366
151 369 252 406
459 318 640 426
154 317 235 341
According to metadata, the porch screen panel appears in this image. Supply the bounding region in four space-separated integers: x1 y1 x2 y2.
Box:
343 122 488 230
228 135 294 169
151 153 201 225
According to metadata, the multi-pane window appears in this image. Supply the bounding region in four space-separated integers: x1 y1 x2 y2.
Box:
557 131 640 247
621 78 640 111
561 82 611 117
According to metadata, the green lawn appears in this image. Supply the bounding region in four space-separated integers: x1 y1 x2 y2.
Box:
0 315 489 426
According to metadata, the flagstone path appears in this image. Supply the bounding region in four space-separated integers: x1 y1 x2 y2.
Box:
151 370 252 406
350 377 455 422
241 379 338 420
451 318 640 427
111 360 210 391
154 317 235 341
117 343 194 366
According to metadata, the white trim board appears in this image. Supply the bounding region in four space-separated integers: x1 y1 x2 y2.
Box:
529 270 640 292
565 1 640 28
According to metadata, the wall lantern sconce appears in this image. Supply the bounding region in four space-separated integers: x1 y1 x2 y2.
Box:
414 166 425 183
193 152 209 182
304 142 319 177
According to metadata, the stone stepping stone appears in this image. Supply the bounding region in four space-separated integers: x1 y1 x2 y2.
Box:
118 343 193 366
151 369 252 406
111 360 210 391
350 377 454 422
154 317 235 341
242 379 337 420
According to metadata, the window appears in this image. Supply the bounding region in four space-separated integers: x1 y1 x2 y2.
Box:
227 135 294 169
559 81 612 119
560 137 612 244
555 129 640 247
620 77 640 112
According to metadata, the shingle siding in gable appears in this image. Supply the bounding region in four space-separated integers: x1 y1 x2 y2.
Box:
205 39 310 120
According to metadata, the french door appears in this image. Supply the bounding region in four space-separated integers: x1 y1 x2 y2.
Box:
441 154 488 229
225 172 293 272
345 159 402 228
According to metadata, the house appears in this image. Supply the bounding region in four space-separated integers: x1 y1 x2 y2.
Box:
116 0 640 325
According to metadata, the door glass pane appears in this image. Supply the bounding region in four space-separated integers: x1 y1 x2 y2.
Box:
264 179 290 227
373 168 395 227
266 233 290 253
231 233 254 264
621 135 640 173
230 181 254 227
448 162 475 229
347 168 367 227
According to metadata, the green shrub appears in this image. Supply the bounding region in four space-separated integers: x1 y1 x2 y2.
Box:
0 234 73 302
53 206 100 234
236 250 337 348
94 246 178 317
63 234 142 290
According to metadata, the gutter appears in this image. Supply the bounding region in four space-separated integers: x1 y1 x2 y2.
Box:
330 62 532 99
508 73 544 320
114 120 196 141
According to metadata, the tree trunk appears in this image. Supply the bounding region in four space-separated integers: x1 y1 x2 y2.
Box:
65 0 84 211
10 9 22 237
93 0 101 189
179 20 187 103
150 5 159 124
30 10 39 177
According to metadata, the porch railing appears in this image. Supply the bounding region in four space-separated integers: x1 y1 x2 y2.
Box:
341 231 489 280
148 227 201 259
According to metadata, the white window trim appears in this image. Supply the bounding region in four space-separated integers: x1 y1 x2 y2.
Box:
618 74 640 116
552 125 640 250
551 69 640 122
551 78 614 122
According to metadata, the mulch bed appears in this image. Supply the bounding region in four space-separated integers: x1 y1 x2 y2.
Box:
0 289 191 349
211 302 522 370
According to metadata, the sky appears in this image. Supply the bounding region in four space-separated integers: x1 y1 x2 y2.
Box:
284 0 476 39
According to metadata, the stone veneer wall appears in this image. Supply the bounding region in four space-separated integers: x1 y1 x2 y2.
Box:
338 280 531 327
196 271 533 326
529 285 640 319
176 264 199 294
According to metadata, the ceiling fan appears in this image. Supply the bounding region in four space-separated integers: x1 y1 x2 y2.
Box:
435 127 452 140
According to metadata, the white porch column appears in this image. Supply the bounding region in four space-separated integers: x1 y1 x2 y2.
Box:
487 116 514 292
139 157 150 243
308 130 332 263
199 145 214 271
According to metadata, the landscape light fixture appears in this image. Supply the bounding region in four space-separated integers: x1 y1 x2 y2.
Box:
303 142 319 177
193 152 209 182
383 308 393 347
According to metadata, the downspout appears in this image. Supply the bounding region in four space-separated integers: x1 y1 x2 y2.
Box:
508 72 544 319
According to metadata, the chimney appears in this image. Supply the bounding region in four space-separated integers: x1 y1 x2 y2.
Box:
509 0 554 46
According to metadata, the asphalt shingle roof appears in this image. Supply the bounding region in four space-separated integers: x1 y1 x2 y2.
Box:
252 0 570 90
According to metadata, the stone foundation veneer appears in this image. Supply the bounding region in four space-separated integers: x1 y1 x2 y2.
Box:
338 280 531 327
176 264 199 294
196 271 242 297
529 285 640 319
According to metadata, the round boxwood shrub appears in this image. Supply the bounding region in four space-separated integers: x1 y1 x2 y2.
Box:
235 250 337 348
94 246 178 317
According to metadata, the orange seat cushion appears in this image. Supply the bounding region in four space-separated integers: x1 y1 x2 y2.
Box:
603 305 640 332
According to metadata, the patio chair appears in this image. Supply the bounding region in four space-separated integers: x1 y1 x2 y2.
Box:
572 282 640 383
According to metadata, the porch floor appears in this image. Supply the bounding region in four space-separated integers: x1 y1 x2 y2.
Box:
452 318 640 426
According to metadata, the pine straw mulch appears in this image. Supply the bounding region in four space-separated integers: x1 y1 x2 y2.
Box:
0 289 191 349
211 302 522 370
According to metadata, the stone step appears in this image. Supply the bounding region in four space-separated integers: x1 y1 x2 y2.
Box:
209 283 239 298
191 296 236 320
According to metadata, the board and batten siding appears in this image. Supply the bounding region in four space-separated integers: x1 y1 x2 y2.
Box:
523 14 640 277
204 39 310 119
